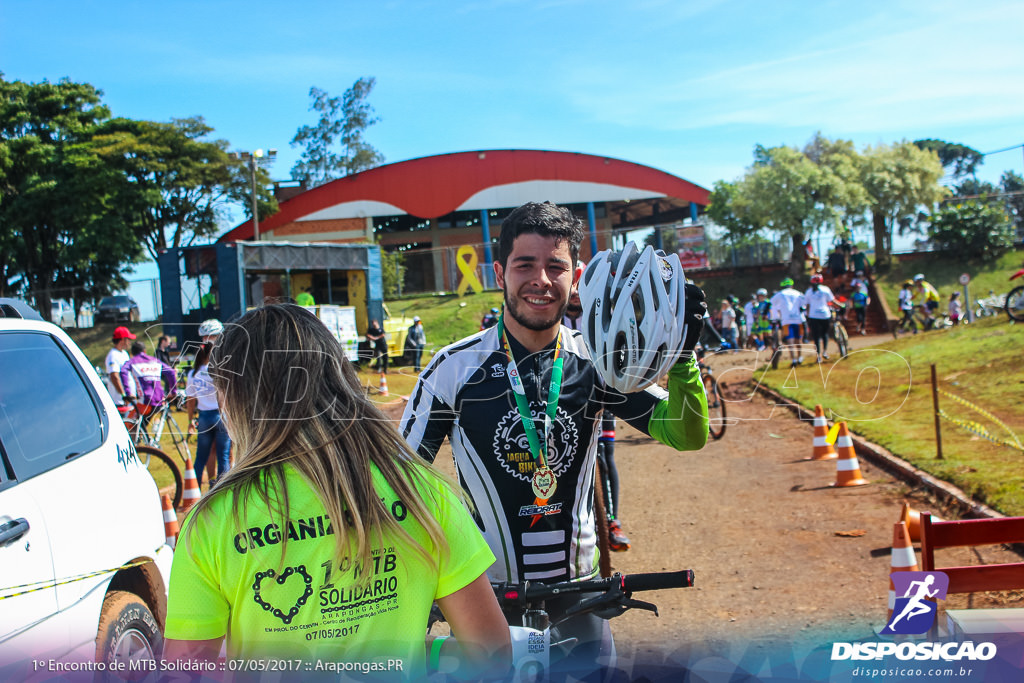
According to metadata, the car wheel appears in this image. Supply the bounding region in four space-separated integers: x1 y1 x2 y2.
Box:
95 590 162 677
130 310 139 323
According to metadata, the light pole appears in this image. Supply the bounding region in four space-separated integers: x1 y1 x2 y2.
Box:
230 149 277 240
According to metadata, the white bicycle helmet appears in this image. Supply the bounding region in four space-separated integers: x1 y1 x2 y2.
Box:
198 318 224 338
579 242 687 393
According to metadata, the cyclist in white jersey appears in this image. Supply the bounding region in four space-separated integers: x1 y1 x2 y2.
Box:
770 277 807 367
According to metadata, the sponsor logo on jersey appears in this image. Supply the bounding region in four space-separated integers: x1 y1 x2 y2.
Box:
519 503 563 517
491 362 506 378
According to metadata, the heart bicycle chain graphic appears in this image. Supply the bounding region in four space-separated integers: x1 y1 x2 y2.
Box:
252 565 314 625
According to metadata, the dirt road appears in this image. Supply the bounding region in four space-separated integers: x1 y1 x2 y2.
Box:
599 344 1022 664
381 336 1021 672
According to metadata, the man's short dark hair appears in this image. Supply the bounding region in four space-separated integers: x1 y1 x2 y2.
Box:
130 341 146 356
497 201 584 267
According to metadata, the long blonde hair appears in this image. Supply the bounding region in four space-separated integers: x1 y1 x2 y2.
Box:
184 303 454 570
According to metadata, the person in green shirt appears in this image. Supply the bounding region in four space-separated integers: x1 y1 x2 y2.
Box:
163 303 510 679
296 287 316 307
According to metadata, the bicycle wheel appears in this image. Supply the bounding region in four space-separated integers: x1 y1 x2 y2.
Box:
702 371 726 440
161 411 191 465
1006 286 1024 322
136 445 183 510
833 321 850 358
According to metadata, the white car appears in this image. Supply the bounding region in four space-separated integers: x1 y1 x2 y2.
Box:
0 299 173 675
50 299 77 328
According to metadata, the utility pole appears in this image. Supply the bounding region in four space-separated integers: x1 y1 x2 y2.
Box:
230 149 277 240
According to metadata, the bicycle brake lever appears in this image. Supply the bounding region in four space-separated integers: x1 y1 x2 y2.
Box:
618 597 659 617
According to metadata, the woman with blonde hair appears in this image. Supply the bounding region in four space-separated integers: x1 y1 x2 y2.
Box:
163 304 509 678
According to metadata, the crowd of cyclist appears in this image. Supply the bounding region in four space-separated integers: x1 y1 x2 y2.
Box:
705 268 871 366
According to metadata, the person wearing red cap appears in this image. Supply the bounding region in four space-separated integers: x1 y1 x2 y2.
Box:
105 326 136 405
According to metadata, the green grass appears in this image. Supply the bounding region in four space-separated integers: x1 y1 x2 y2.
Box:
757 315 1024 515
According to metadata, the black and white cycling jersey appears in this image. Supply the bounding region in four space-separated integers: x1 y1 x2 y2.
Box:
401 324 706 584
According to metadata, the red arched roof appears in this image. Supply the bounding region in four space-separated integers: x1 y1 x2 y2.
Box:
220 149 710 242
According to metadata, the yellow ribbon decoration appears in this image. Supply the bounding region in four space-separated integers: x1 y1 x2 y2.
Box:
0 559 153 601
455 245 484 296
937 388 1022 451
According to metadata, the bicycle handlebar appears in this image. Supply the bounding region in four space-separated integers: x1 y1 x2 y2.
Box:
492 570 694 607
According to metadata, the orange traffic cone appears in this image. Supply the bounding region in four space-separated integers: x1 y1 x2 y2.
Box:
886 521 920 624
180 457 201 512
161 494 180 548
899 502 941 543
378 373 389 396
831 422 868 487
808 404 837 460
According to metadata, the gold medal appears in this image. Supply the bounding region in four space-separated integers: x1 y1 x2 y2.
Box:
531 466 557 499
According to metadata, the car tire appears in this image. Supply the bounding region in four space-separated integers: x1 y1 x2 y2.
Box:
95 590 163 676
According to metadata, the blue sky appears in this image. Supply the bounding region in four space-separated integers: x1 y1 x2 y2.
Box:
4 0 1023 233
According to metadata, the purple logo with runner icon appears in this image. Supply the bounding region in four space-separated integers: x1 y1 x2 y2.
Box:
881 571 949 635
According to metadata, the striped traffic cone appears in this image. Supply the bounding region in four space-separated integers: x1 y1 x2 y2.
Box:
831 422 868 487
161 494 180 548
378 373 389 396
887 521 919 624
899 502 941 543
808 404 837 460
180 457 201 512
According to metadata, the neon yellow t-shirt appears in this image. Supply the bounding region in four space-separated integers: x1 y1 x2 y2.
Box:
165 463 494 677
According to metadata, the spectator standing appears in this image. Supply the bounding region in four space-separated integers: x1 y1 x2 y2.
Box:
719 299 738 349
753 288 771 350
407 316 427 372
803 239 821 272
850 245 870 274
295 287 315 307
480 307 499 330
366 319 389 374
186 319 231 489
948 291 962 325
154 335 174 368
105 326 136 406
803 274 836 363
770 278 806 367
826 249 847 278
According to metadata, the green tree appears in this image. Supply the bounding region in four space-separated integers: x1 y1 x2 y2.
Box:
379 245 405 298
913 139 984 182
860 142 947 270
1000 171 1024 239
92 116 276 260
720 143 864 275
928 199 1014 261
290 77 385 188
0 75 142 315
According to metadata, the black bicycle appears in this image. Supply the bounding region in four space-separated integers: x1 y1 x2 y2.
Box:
429 569 694 678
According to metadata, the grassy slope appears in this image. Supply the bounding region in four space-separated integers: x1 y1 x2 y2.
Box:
757 315 1024 515
874 248 1024 315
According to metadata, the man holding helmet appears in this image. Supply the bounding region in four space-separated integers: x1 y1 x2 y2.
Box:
401 201 708 673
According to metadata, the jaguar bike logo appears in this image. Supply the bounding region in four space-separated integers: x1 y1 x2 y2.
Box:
494 407 578 482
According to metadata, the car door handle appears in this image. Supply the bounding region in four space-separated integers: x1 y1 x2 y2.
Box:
0 518 30 548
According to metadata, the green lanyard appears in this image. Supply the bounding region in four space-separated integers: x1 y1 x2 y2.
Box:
496 316 564 469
